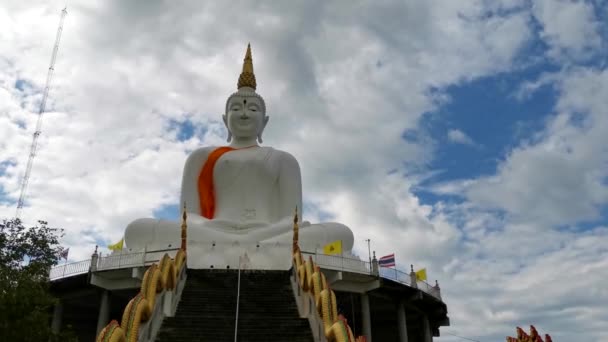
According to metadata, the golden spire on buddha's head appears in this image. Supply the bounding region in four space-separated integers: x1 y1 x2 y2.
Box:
237 43 257 90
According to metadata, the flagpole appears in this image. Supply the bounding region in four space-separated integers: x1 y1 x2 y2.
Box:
365 239 371 264
234 256 242 342
365 239 371 271
394 255 398 280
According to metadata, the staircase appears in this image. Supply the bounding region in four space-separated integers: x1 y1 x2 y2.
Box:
156 269 313 342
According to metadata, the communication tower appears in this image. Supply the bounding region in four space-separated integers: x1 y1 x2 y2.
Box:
15 7 68 219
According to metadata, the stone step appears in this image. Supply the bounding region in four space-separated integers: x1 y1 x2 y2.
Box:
155 270 313 342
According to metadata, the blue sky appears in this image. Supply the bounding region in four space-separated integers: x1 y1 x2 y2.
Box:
412 67 560 209
1 1 608 341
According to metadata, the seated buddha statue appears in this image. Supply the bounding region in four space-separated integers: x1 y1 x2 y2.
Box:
124 44 354 256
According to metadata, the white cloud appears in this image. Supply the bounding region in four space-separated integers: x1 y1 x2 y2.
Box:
2 1 607 341
532 0 603 60
427 66 608 341
463 68 608 227
447 129 476 146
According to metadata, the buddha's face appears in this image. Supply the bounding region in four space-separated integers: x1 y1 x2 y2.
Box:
223 94 268 141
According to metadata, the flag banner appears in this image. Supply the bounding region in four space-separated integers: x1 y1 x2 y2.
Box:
59 248 69 260
378 253 395 267
416 268 427 281
108 238 124 251
323 240 342 255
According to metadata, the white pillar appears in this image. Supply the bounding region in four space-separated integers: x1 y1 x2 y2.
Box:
397 301 408 342
96 290 111 335
51 301 63 333
361 293 372 342
422 314 432 342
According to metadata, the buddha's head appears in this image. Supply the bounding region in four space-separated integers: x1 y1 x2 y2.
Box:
223 44 269 143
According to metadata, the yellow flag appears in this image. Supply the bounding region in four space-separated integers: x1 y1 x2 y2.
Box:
323 240 342 255
108 238 124 251
415 268 427 281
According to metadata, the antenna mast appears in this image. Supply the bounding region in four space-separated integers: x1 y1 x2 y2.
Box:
15 7 67 219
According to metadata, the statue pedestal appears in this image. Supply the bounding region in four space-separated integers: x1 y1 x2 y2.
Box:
186 241 293 270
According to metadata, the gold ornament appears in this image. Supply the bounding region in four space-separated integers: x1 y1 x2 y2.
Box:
237 43 257 90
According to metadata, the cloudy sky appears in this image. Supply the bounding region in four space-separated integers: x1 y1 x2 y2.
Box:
1 0 607 340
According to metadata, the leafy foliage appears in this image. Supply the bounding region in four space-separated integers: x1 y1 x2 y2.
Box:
0 218 76 341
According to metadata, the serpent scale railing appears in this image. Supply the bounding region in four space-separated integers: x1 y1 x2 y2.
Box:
290 209 366 342
96 209 190 342
95 250 187 342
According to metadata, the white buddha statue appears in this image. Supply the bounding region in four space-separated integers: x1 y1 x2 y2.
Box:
124 44 354 257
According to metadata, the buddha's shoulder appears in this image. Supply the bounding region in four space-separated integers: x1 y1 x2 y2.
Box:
184 146 218 166
262 147 299 166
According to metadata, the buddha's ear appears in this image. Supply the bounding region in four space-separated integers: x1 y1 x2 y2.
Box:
263 115 269 128
257 115 269 144
222 114 232 142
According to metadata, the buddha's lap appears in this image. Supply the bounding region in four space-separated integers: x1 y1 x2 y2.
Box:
124 217 353 251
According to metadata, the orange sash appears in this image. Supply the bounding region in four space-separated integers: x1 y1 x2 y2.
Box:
198 147 235 218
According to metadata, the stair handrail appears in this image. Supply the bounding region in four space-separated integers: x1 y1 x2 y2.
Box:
138 258 188 342
290 208 361 342
137 290 165 342
95 250 187 342
234 255 244 342
96 206 191 342
169 260 188 315
291 262 327 342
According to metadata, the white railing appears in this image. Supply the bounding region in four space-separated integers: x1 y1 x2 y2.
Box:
302 251 441 300
96 251 146 271
49 259 91 280
302 252 372 274
49 248 441 300
379 266 413 286
49 248 180 281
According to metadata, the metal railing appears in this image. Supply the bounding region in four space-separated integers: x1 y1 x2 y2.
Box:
49 259 91 280
49 248 179 281
416 279 441 298
302 252 371 275
96 251 146 271
302 251 441 300
379 266 413 286
49 248 441 300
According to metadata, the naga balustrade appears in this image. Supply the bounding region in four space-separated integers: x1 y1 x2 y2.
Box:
96 251 187 342
137 261 188 342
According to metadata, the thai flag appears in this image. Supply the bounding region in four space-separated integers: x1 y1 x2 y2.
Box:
378 253 395 268
59 248 69 260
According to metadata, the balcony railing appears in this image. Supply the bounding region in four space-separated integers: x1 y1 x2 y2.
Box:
50 259 91 280
302 251 441 300
49 248 441 300
301 251 371 274
49 248 179 281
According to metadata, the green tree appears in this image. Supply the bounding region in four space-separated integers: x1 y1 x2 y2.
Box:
0 218 76 341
